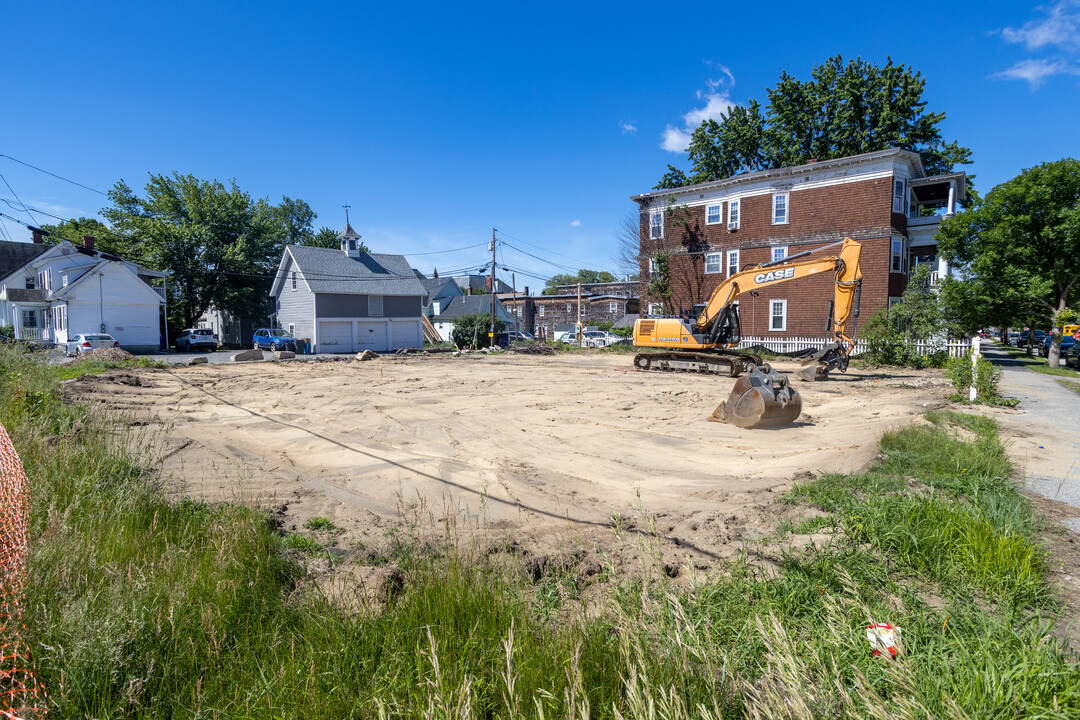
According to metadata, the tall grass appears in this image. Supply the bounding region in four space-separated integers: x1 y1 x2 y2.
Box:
4 345 1078 718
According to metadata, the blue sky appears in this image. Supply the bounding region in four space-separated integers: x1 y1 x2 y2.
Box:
2 1 1078 290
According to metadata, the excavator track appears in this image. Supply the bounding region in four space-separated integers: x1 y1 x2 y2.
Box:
633 351 763 378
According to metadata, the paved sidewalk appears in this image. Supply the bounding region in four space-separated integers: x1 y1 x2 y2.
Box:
981 341 1080 531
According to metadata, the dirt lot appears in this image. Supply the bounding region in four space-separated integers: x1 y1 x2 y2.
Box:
65 351 955 577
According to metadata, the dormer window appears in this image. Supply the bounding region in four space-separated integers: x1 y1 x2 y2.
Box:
349 240 356 252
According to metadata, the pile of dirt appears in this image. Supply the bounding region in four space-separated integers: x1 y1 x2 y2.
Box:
68 347 137 364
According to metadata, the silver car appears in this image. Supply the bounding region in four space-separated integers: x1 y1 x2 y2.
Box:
66 333 119 356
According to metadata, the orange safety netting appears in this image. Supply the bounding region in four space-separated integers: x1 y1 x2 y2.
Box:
0 422 45 719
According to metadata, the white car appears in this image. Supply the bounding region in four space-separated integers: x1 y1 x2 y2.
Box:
66 333 120 356
581 330 622 348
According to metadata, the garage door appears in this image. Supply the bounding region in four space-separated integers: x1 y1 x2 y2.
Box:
392 321 420 349
319 321 354 352
357 321 387 351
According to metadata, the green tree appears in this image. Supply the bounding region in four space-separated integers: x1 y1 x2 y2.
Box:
103 173 286 330
300 226 369 251
450 313 505 349
936 158 1080 366
36 217 124 250
645 249 673 314
659 56 973 198
653 165 689 190
862 265 949 367
273 196 317 245
542 269 617 294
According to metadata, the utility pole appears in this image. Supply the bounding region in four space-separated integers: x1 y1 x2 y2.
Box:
489 228 497 346
577 282 582 345
512 272 518 336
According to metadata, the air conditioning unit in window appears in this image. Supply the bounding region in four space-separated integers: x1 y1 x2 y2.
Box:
727 221 738 230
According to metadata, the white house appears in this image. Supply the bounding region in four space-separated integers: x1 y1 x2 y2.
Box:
270 221 426 353
0 237 166 353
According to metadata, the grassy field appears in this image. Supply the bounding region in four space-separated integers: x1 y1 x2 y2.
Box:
996 343 1080 378
2 345 1078 718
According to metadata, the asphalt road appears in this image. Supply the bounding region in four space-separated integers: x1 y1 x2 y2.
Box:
983 341 1080 532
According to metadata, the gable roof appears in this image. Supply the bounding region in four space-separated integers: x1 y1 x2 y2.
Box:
275 245 426 296
50 260 165 304
430 294 510 321
0 241 49 282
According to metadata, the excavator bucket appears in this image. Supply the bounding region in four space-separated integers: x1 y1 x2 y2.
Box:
796 360 829 382
709 364 802 428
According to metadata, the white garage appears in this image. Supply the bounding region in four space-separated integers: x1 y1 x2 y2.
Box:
318 321 354 351
392 320 421 348
357 321 388 350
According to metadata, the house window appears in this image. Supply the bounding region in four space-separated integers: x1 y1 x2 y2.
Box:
893 179 906 214
769 300 787 332
888 297 903 310
772 193 789 224
649 303 664 315
772 246 787 263
891 238 906 273
650 211 663 240
516 306 522 317
289 323 295 335
369 295 384 317
24 276 33 289
291 271 297 290
706 204 721 225
648 257 656 274
727 249 740 277
348 239 356 251
609 301 618 314
727 199 740 229
538 305 545 317
567 303 573 313
21 310 37 328
704 252 723 274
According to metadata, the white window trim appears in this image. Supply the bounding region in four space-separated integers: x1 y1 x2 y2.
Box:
726 249 740 277
566 303 573 313
538 305 545 317
291 271 297 291
649 303 664 315
769 299 787 332
891 237 907 274
704 251 723 274
705 203 722 225
771 246 788 263
727 199 740 230
772 193 789 225
893 178 907 215
650 211 663 240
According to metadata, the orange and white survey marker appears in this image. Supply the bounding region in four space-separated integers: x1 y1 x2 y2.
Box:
866 623 902 659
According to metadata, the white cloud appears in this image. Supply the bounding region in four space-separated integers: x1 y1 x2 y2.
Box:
620 121 637 134
1001 1 1080 51
659 64 738 153
569 220 581 227
994 57 1080 87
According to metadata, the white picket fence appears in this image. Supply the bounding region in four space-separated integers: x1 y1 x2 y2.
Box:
738 336 973 358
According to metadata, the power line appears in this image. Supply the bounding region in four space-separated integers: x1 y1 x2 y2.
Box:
0 154 108 195
0 173 38 225
495 229 604 270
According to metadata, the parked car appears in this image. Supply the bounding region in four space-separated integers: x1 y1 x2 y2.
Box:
176 328 218 352
580 330 622 348
253 328 299 352
1017 330 1047 348
1006 331 1020 346
65 333 120 356
1064 343 1080 370
494 330 537 347
1040 334 1078 357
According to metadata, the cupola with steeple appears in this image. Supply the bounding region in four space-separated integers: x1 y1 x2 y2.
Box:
337 205 363 258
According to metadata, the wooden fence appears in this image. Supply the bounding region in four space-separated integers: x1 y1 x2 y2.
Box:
738 336 973 358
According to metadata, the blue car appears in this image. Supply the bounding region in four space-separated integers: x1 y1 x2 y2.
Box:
1041 334 1077 357
253 328 299 352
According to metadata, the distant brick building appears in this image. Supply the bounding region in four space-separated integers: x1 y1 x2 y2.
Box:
633 148 964 338
498 288 639 340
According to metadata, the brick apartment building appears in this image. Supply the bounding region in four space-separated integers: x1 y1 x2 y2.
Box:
633 148 965 338
498 286 640 340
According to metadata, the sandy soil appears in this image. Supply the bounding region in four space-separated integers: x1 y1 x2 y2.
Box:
65 351 954 578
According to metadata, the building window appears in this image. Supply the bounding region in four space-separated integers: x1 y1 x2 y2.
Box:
706 204 721 225
769 300 787 332
772 246 787 263
888 297 903 310
704 252 723 274
21 310 37 328
291 271 297 290
566 303 573 313
289 323 295 335
516 306 522 317
650 211 663 240
24 276 33 289
369 295 384 316
539 305 545 317
891 238 905 273
727 199 740 229
647 257 656 274
649 303 664 315
772 193 789 224
893 179 906 214
609 301 618 314
727 249 740 277
348 239 356 251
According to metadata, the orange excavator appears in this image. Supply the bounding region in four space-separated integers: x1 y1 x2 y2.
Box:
631 237 863 428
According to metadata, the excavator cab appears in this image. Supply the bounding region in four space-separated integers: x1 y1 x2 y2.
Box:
710 305 741 346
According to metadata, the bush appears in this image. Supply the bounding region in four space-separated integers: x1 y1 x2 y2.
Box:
947 352 1006 402
451 313 505 349
0 324 13 338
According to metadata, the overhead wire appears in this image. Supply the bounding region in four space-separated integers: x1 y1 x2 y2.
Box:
0 173 39 226
0 154 108 195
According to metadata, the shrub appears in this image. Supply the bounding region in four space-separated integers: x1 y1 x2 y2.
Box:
0 323 13 338
947 352 1006 402
451 313 505 349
